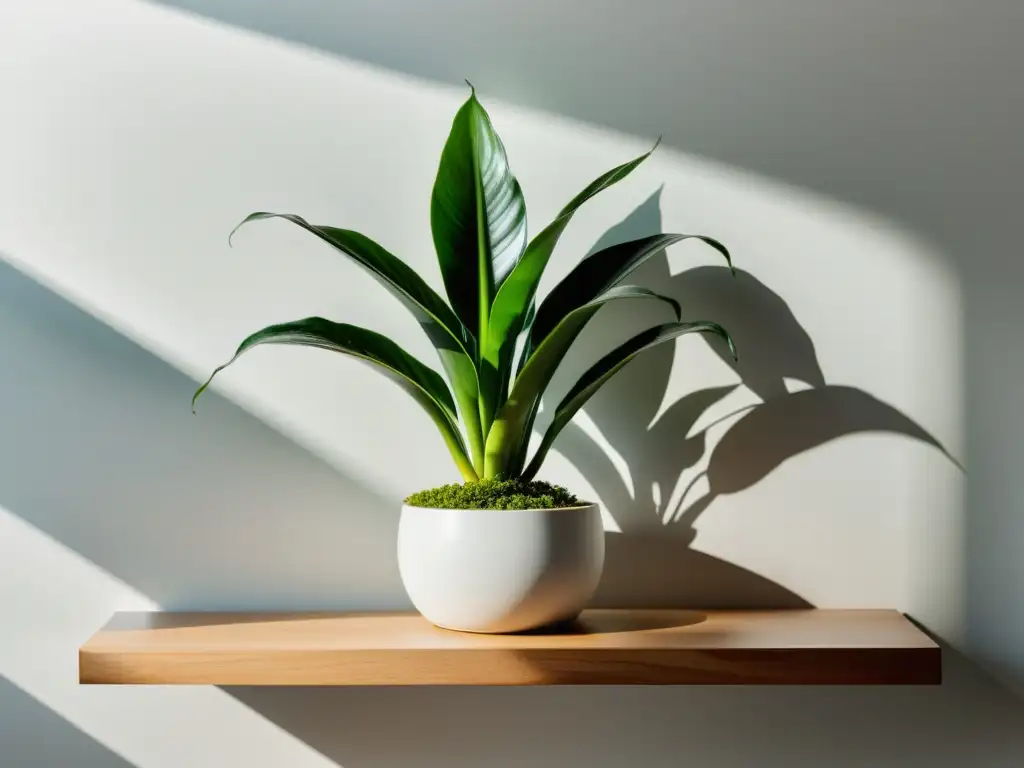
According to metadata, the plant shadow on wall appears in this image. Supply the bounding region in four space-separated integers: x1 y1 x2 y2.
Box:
553 190 959 609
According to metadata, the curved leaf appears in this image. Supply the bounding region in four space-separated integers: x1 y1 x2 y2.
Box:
531 233 732 352
484 286 681 477
230 212 485 473
431 86 527 343
482 141 660 426
192 318 479 482
522 321 737 480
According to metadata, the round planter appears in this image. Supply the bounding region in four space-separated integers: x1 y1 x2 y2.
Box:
397 503 605 634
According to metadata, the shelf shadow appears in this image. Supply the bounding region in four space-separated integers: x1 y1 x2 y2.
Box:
226 645 1024 767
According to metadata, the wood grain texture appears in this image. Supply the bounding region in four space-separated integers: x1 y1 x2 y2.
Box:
79 609 940 686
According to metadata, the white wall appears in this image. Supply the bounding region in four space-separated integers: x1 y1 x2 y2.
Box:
0 0 1020 765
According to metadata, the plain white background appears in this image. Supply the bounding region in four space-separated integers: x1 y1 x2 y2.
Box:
0 0 1021 765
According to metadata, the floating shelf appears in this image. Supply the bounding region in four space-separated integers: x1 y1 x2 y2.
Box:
79 609 940 686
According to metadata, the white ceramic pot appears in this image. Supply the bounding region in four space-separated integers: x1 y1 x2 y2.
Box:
397 503 605 634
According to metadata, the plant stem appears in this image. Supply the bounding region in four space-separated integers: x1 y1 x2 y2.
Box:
446 438 480 482
482 417 513 479
452 387 485 475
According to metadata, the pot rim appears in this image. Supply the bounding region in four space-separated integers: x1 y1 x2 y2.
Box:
401 501 598 513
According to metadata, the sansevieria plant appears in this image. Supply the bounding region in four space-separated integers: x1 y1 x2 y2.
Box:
192 86 736 490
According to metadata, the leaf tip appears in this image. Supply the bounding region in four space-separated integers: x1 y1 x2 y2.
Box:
728 338 740 363
227 212 277 248
191 377 214 414
227 219 246 248
464 79 476 95
709 237 735 276
650 135 663 154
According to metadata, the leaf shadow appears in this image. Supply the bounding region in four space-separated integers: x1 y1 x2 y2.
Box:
535 189 961 609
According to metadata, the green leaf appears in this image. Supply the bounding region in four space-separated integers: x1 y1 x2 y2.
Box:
192 318 479 482
484 286 681 477
522 321 737 480
531 233 732 352
230 212 486 473
482 141 659 430
431 86 527 345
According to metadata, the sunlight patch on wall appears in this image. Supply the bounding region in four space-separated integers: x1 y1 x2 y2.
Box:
0 507 337 768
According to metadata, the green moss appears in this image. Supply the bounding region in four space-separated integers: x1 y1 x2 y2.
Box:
404 478 586 510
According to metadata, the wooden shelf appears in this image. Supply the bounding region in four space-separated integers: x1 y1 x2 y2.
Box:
79 609 940 686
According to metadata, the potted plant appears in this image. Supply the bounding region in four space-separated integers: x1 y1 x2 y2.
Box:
192 86 736 634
